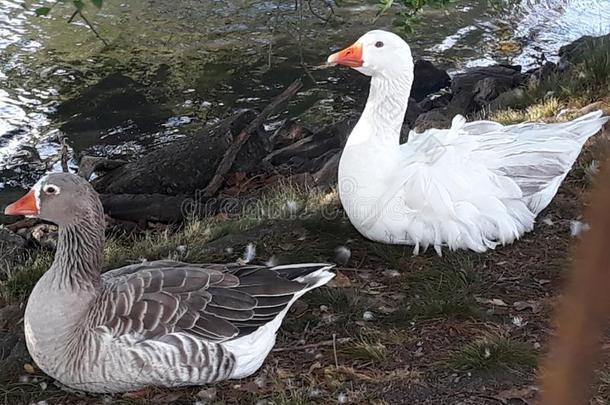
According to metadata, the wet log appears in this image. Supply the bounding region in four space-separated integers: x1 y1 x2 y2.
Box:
92 109 265 195
100 194 188 223
202 79 303 197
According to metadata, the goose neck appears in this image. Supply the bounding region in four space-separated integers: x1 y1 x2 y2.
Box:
351 74 412 146
49 208 105 293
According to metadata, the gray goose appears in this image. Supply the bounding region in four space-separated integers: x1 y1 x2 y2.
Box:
4 173 335 393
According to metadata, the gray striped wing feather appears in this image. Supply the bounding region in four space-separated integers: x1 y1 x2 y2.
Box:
94 261 314 342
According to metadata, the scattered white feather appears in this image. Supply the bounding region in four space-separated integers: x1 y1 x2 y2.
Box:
334 246 351 265
308 388 323 398
176 245 187 254
285 200 300 215
570 220 590 237
512 315 526 328
225 247 234 255
542 216 554 226
265 255 279 267
382 269 401 278
585 160 599 178
337 393 349 404
483 347 491 359
243 243 256 263
363 311 375 321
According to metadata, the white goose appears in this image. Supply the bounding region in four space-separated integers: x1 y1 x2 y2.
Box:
4 173 334 393
327 30 609 255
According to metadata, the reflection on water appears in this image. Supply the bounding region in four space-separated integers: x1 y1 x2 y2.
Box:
0 0 609 206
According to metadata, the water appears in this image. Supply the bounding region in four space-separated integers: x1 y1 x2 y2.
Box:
1 0 609 209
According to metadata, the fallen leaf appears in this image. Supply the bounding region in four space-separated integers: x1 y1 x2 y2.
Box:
476 297 508 307
495 385 538 404
513 300 543 313
330 271 352 288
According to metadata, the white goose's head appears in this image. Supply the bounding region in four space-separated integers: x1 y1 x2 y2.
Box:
327 30 414 79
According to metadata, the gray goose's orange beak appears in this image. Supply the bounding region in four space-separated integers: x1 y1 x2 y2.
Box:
4 190 38 217
327 42 363 67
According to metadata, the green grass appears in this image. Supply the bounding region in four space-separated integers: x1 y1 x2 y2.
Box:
388 252 485 323
0 252 53 302
306 287 364 314
445 333 538 372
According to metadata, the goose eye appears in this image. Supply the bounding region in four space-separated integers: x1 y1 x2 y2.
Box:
375 41 384 48
43 185 60 195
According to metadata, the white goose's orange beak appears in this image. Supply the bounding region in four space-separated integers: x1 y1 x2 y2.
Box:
4 190 38 217
327 42 363 67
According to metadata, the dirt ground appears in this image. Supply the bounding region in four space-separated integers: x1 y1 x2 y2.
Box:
1 131 609 405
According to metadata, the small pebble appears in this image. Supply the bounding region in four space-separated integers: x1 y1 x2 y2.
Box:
196 387 217 401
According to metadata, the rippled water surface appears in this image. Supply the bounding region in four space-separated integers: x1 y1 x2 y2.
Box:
0 0 609 206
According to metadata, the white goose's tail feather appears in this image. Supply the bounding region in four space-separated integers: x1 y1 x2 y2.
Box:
475 111 609 214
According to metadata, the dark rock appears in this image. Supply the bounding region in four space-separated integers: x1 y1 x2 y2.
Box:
524 61 559 90
414 109 452 132
0 331 31 382
405 97 423 128
487 88 527 112
418 93 451 113
449 65 523 115
412 60 451 101
0 227 26 263
473 77 512 107
559 33 610 67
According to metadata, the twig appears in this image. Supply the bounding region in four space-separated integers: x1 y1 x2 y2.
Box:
202 78 303 197
333 333 339 368
306 0 331 23
67 9 78 23
67 9 108 46
59 136 69 173
77 11 108 46
272 337 351 352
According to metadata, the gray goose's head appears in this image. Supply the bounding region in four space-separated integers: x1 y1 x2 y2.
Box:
4 173 103 227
